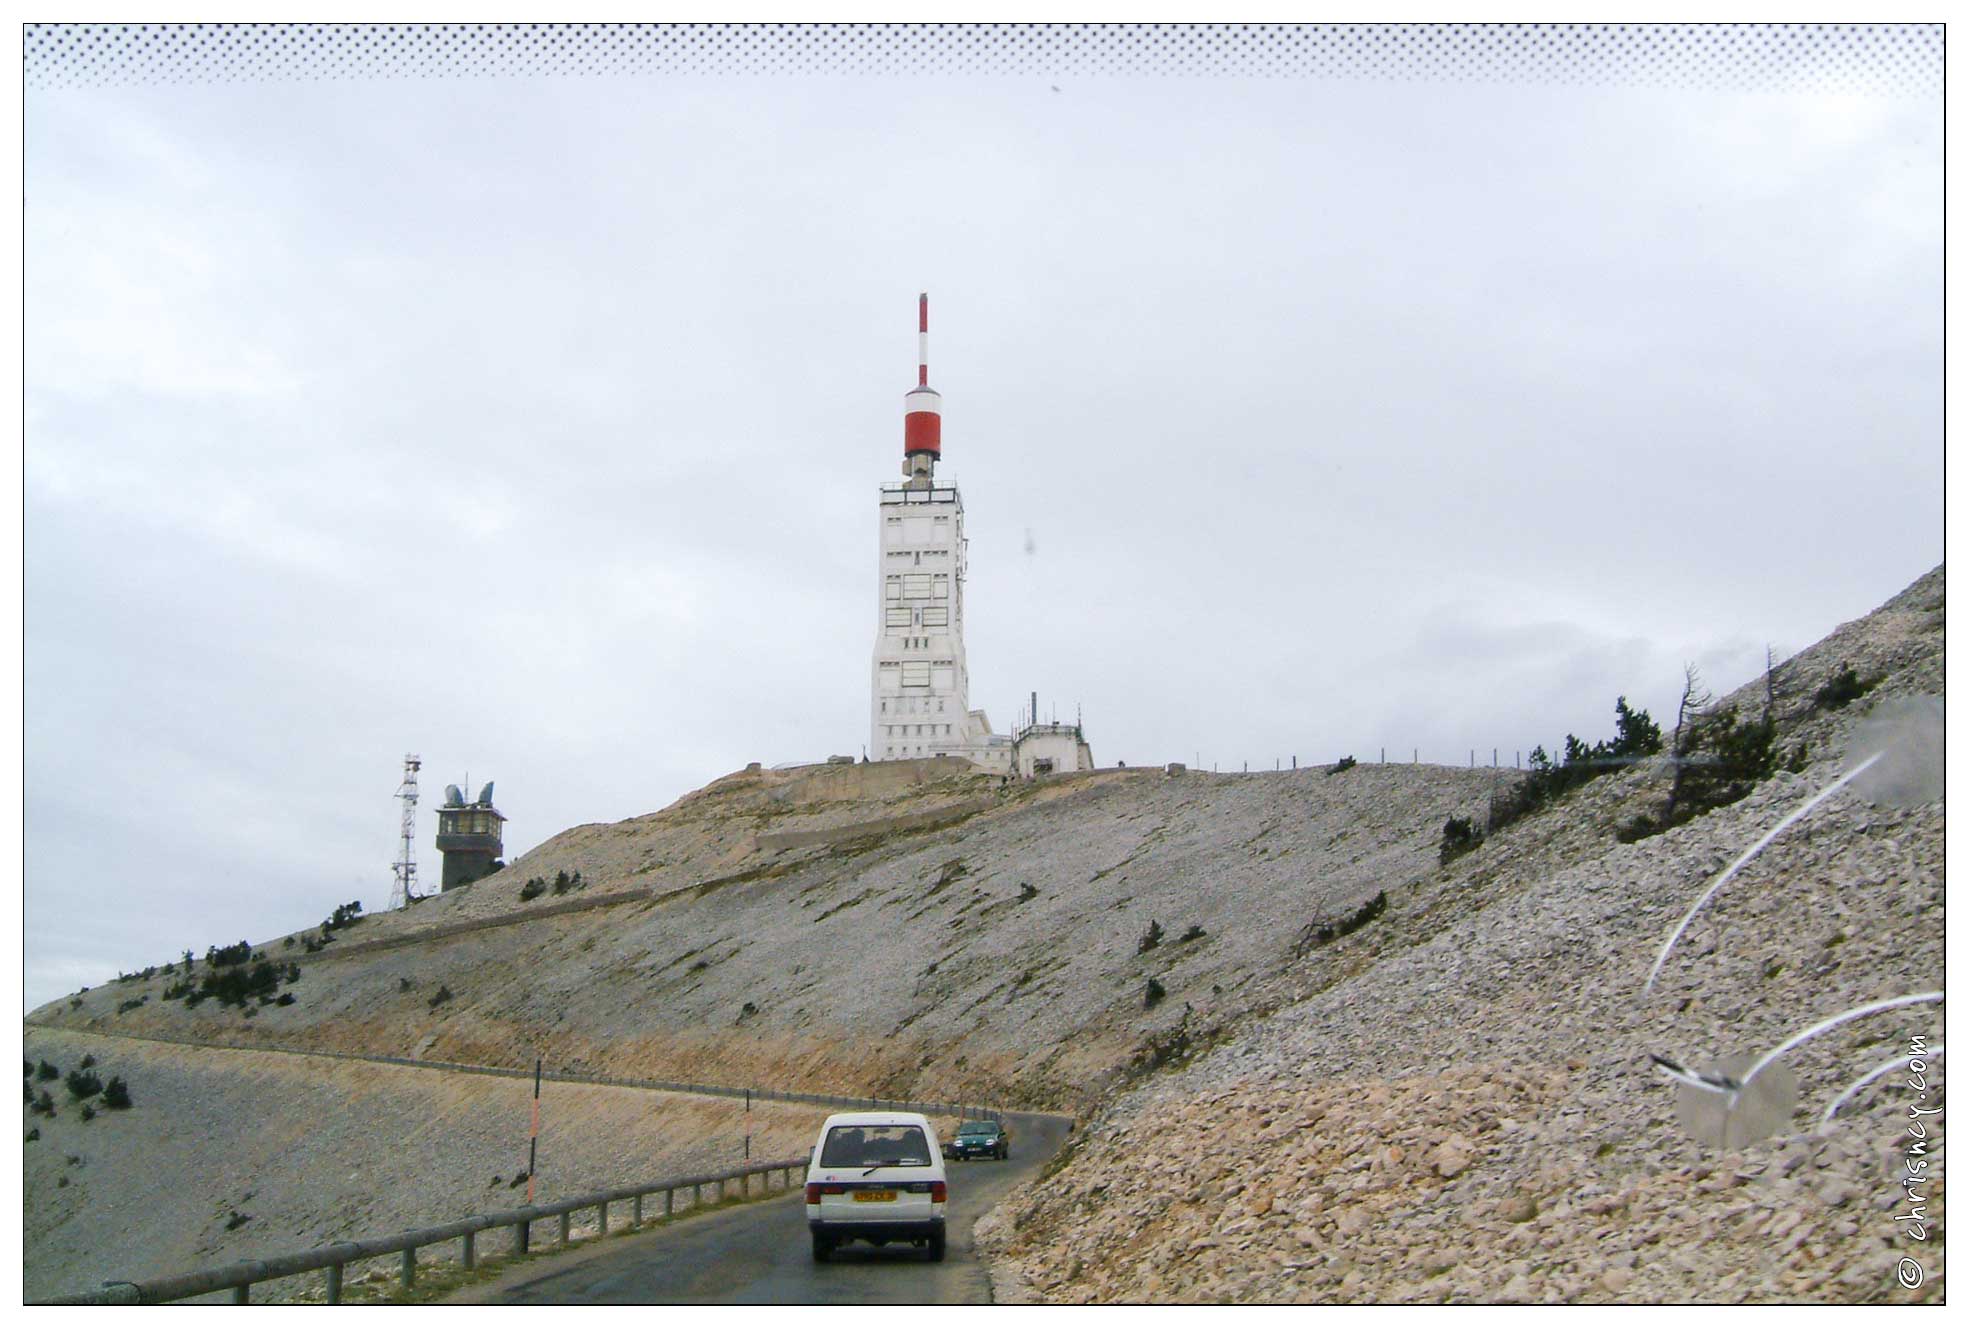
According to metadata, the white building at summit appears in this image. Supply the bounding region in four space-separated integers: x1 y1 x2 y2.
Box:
869 294 1007 770
868 296 1091 778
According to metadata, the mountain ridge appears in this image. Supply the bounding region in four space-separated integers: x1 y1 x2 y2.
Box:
27 564 1944 1302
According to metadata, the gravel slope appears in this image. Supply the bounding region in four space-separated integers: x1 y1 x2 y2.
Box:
27 566 1943 1304
37 762 1516 1115
22 1029 820 1303
977 566 1944 1303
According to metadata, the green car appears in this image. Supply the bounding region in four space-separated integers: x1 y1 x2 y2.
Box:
950 1119 1010 1161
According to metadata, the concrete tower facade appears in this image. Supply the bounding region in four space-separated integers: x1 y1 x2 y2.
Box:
870 296 1009 770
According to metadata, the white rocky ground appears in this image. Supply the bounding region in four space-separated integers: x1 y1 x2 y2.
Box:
977 567 1944 1303
28 567 1944 1303
27 716 1515 1299
39 757 1515 1114
22 1029 819 1302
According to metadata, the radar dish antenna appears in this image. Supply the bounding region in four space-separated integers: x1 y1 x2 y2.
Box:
477 781 495 806
444 785 464 807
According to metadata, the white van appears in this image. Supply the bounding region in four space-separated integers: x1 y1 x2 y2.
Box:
804 1110 948 1261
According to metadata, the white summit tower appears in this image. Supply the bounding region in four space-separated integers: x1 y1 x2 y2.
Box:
870 295 1008 769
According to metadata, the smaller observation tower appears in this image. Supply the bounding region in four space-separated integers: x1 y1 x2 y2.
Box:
435 781 505 890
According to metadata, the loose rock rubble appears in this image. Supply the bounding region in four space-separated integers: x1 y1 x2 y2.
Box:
979 568 1944 1303
27 569 1945 1303
20 1031 817 1303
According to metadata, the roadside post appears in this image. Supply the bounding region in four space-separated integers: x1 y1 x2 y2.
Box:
526 1058 542 1206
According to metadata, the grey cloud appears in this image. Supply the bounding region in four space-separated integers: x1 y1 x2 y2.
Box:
23 71 1939 1006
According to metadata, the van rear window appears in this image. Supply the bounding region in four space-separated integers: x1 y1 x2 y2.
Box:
820 1124 930 1168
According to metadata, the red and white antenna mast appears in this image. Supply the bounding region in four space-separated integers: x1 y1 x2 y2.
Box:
917 291 930 387
902 291 942 484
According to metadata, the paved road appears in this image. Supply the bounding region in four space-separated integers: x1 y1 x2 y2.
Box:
457 1112 1070 1304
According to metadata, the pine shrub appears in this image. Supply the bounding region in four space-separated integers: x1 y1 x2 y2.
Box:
323 901 364 933
207 940 252 968
1812 664 1872 712
1298 891 1389 952
1488 696 1663 835
1439 815 1482 864
1623 703 1784 843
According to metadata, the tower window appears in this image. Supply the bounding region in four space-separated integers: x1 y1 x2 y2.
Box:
901 661 931 688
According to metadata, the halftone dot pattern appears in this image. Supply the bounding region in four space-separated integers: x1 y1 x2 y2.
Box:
22 23 1944 97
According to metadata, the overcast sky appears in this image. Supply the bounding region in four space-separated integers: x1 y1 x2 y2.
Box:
22 50 1941 1007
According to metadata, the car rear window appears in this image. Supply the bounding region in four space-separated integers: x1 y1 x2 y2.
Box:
820 1124 931 1167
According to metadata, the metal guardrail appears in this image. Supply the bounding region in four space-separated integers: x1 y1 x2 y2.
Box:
35 1071 1038 1306
43 1157 810 1305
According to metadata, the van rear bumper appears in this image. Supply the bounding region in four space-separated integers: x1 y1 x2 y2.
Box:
810 1218 946 1244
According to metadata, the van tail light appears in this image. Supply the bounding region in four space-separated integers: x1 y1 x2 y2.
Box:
930 1180 947 1203
805 1183 847 1202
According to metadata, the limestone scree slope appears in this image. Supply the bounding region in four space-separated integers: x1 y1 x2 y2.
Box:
975 566 1944 1304
36 757 1515 1115
26 566 1943 1303
20 1027 823 1302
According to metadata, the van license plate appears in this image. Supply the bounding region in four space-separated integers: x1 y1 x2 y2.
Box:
853 1190 897 1202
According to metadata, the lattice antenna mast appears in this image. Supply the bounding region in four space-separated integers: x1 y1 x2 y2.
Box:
389 754 421 911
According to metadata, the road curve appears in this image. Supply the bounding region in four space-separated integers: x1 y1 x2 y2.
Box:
453 1112 1070 1304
